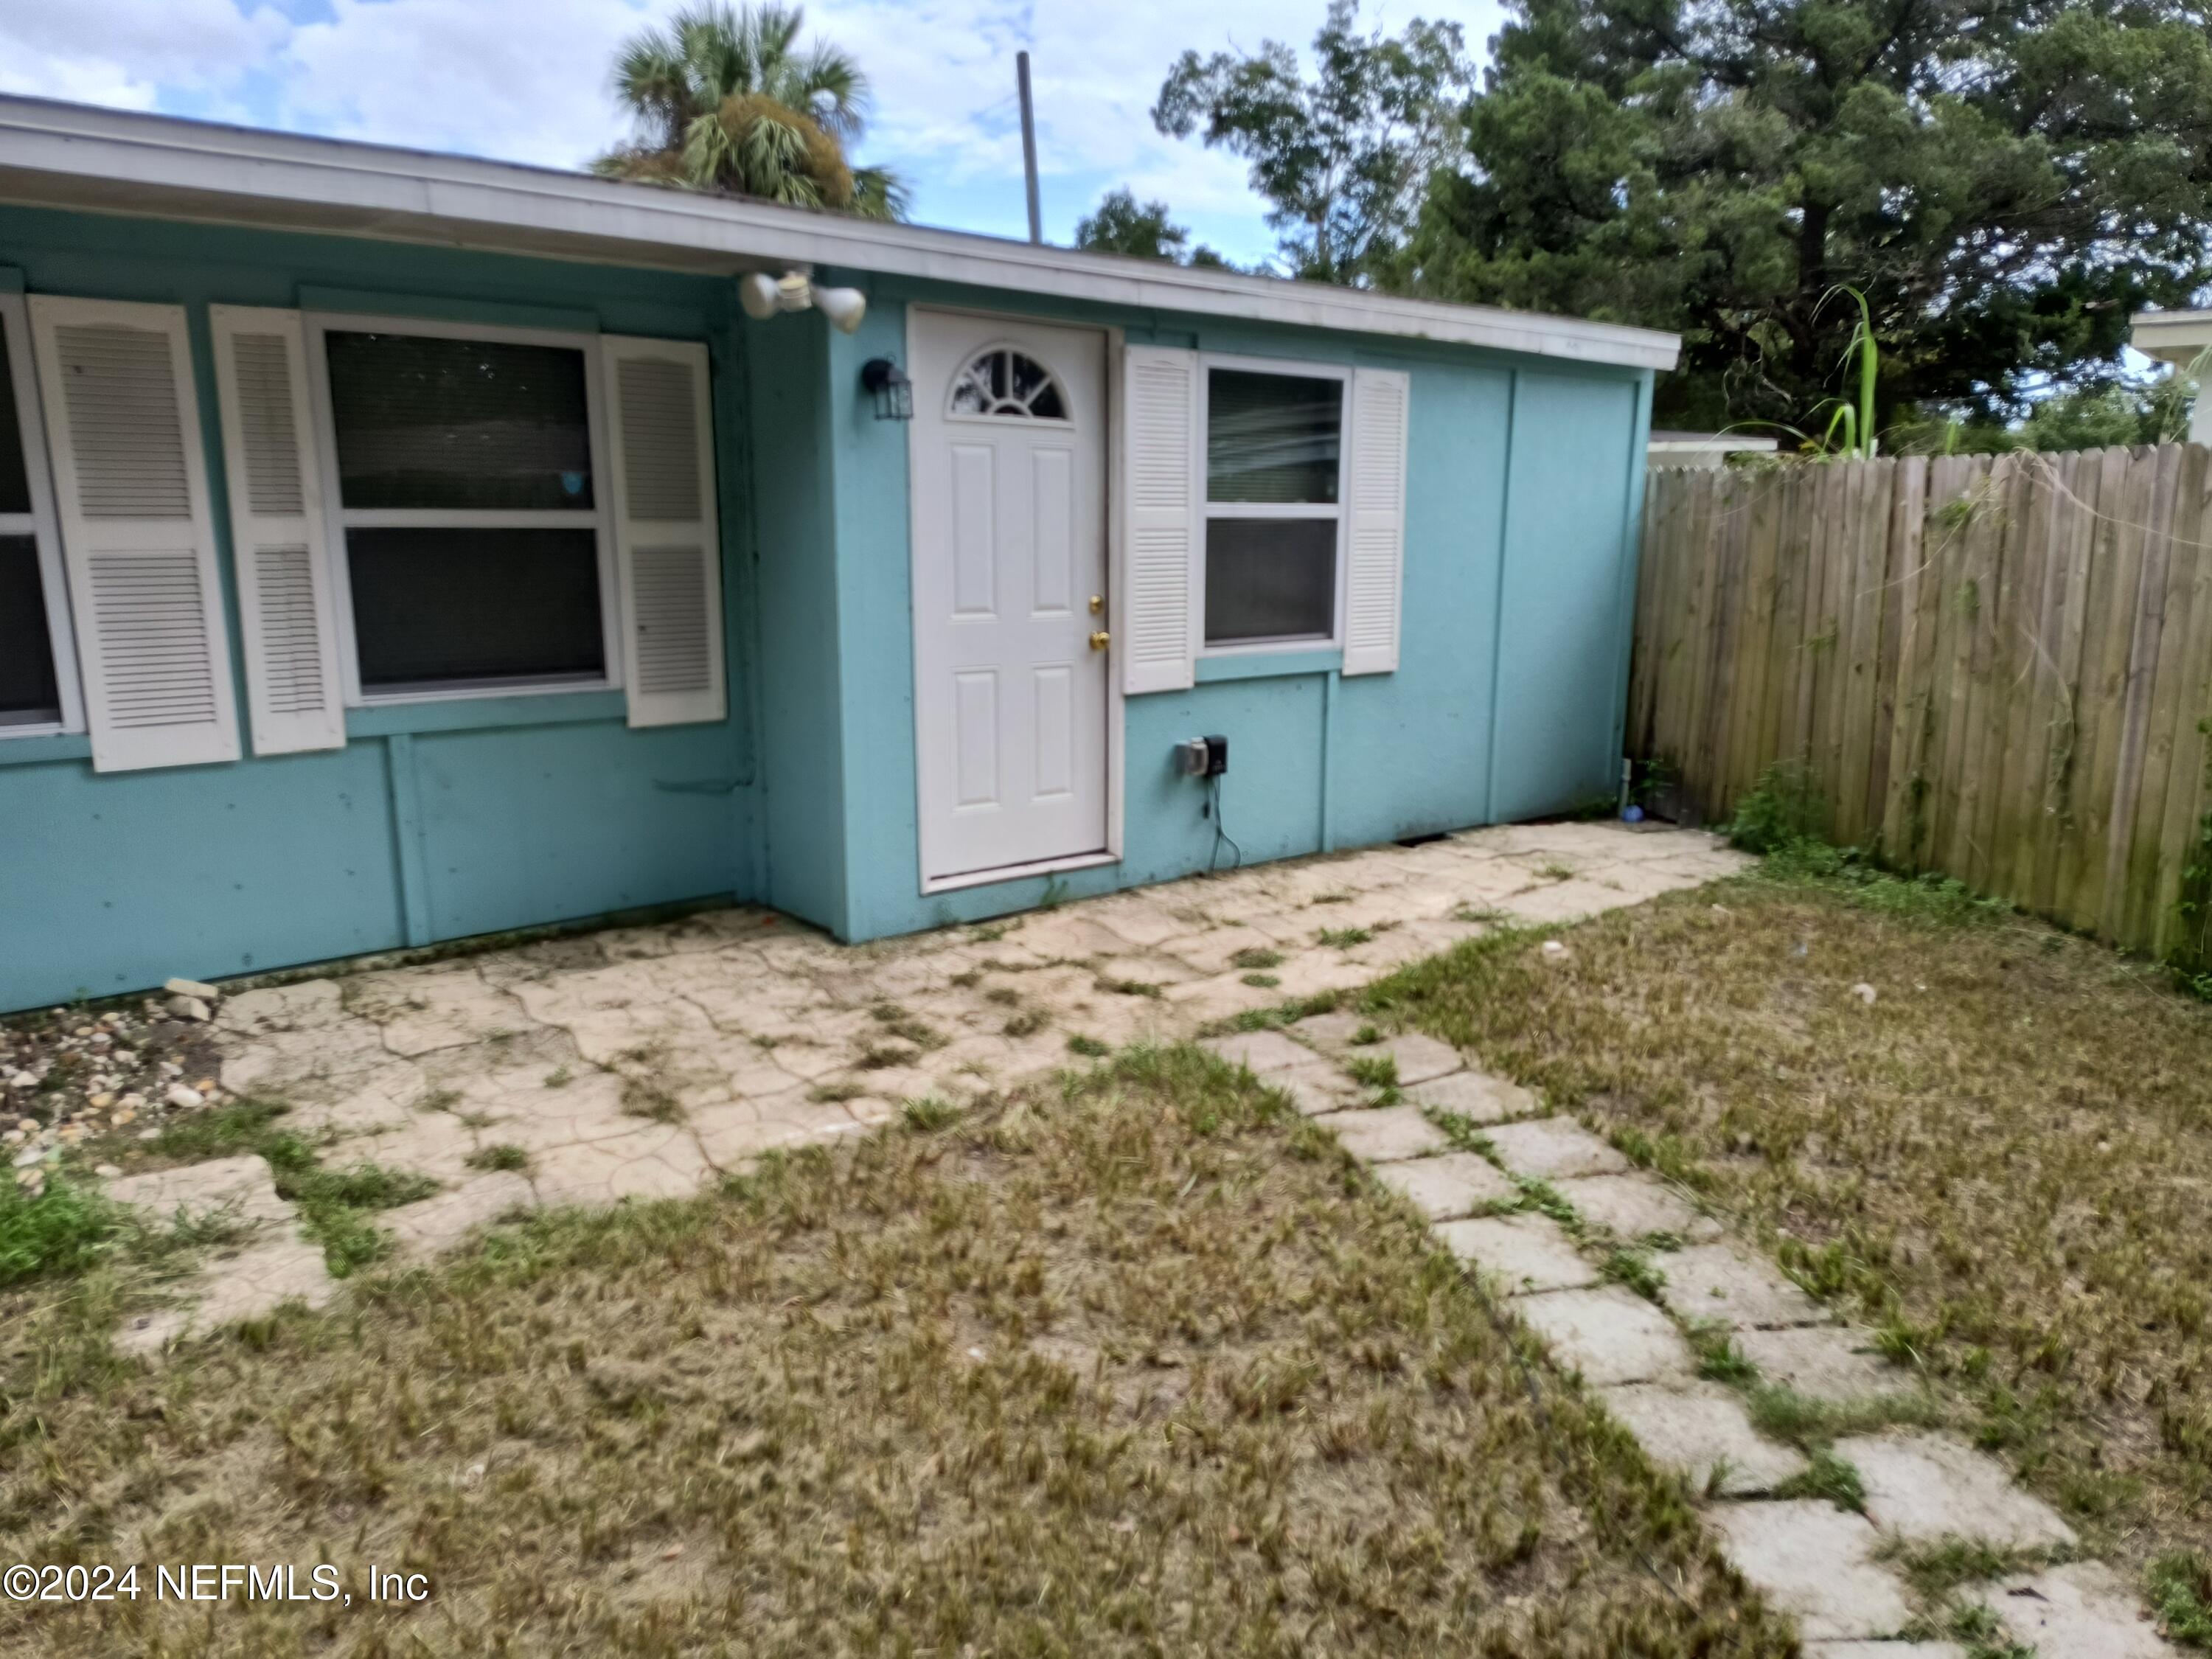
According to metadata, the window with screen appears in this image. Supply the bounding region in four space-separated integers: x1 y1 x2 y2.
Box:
0 315 64 730
1203 366 1344 647
324 329 608 695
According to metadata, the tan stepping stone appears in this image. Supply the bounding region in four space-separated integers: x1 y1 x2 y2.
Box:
1200 1029 1319 1076
1436 1213 1596 1294
530 1124 717 1206
1517 1285 1695 1385
1311 1104 1450 1164
1710 1501 1914 1641
349 968 538 1057
1373 1032 1462 1084
1806 1644 1968 1658
384 1172 535 1261
1406 1069 1537 1124
105 1155 293 1228
687 1093 871 1168
1484 1118 1630 1180
116 1235 336 1354
215 978 344 1034
1838 1433 2077 1548
1371 1151 1516 1219
1656 1242 1825 1329
1265 1061 1364 1117
1286 1009 1368 1052
1597 1381 1808 1495
1736 1326 1905 1402
1557 1173 1708 1239
1977 1561 2174 1658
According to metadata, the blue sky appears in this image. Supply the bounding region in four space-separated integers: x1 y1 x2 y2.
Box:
0 0 1509 268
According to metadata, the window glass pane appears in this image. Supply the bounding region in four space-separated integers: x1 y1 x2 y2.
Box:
0 327 32 517
0 534 61 724
1204 518 1336 644
347 527 605 692
1207 369 1340 504
327 332 594 511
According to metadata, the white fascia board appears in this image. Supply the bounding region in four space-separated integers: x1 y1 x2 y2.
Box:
0 95 1681 374
2130 308 2212 369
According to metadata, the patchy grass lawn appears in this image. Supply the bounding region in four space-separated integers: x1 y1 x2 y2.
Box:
1371 853 2212 1596
1 1049 1782 1658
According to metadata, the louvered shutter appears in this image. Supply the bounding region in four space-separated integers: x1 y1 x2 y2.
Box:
602 335 725 728
1341 366 1408 677
208 306 344 754
1119 345 1199 695
27 296 240 771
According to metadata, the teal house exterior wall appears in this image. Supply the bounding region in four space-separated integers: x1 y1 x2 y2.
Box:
0 206 759 1009
779 273 1653 945
0 203 1652 1009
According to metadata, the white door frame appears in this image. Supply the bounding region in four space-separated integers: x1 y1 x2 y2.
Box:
905 305 1124 896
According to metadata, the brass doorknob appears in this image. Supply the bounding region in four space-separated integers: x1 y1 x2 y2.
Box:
1088 630 1110 652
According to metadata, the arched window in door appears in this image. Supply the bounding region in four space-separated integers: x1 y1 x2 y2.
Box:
947 346 1068 421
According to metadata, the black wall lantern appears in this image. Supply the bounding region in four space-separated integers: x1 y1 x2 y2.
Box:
861 357 914 422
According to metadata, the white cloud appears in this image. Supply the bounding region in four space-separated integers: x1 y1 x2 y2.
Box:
1 0 1508 263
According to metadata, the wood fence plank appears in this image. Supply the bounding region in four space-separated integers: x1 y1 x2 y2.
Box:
1877 458 1932 858
1759 467 1812 781
2062 447 2153 933
2031 449 2103 917
1695 471 1749 817
1993 451 2059 909
1963 454 2024 891
2117 445 2194 949
2151 449 2212 960
1834 460 1891 844
1720 472 1779 815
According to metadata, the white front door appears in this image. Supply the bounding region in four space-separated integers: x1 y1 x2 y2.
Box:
910 310 1110 887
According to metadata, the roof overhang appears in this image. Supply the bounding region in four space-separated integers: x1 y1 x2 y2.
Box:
2131 307 2212 370
0 94 1680 374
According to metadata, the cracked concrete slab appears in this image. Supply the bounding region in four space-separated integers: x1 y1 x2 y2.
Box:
1483 1117 1631 1180
1735 1326 1907 1402
1976 1562 2177 1658
1557 1173 1710 1240
105 1154 293 1228
1839 1433 2078 1549
1517 1285 1696 1385
1371 1150 1517 1219
1435 1212 1598 1294
1405 1068 1538 1124
1311 1104 1452 1164
1598 1381 1808 1495
1655 1242 1826 1329
1709 1502 1913 1641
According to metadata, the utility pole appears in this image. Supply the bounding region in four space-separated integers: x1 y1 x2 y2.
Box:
1016 50 1043 244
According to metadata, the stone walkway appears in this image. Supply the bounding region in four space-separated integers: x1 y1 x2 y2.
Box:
105 819 1738 1352
1203 1023 2178 1658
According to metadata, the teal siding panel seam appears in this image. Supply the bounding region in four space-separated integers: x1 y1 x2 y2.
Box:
383 735 434 947
346 691 628 738
1607 372 1657 771
1484 371 1522 826
297 285 600 334
1320 669 1338 853
1194 649 1343 683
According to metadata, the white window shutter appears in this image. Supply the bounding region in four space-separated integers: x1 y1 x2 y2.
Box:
27 296 240 771
208 305 345 755
602 335 725 727
1342 366 1409 677
1119 344 1198 695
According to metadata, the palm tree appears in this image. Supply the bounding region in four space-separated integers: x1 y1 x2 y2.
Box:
594 2 909 220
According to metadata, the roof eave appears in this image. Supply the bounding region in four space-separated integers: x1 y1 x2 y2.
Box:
0 94 1681 373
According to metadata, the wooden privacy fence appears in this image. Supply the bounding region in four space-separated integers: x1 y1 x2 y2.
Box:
1628 444 2212 961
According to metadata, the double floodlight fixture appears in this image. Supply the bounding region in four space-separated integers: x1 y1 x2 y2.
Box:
740 269 867 334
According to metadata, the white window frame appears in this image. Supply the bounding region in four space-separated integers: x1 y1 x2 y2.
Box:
0 291 85 738
302 310 625 706
1195 352 1351 660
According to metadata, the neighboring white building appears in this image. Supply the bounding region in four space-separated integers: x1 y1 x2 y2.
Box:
2128 308 2212 445
1646 429 1781 467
